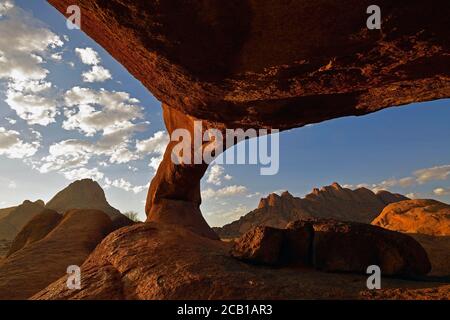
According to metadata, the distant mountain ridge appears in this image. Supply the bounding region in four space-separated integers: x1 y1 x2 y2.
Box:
214 182 408 238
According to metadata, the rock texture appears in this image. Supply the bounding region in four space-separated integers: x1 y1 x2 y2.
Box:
33 222 445 300
231 224 314 266
303 218 431 276
0 207 15 219
47 0 450 236
0 200 46 240
215 183 408 238
46 179 122 220
0 240 10 260
6 209 62 257
230 226 286 265
411 234 450 277
231 219 431 277
0 209 112 300
372 199 450 236
362 285 450 300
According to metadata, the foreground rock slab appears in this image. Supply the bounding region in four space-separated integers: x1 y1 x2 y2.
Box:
362 285 450 300
33 222 446 300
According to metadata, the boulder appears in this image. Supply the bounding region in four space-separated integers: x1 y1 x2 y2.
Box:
303 218 431 276
410 234 450 277
231 218 431 277
372 199 450 236
230 226 285 265
109 214 136 232
0 209 112 299
231 223 314 266
281 221 315 266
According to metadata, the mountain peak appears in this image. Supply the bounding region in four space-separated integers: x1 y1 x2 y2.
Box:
280 190 293 198
45 179 121 219
331 182 342 189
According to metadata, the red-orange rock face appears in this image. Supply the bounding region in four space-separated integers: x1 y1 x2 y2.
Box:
230 226 286 265
372 199 450 236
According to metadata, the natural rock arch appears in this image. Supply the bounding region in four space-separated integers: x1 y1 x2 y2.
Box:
48 0 450 239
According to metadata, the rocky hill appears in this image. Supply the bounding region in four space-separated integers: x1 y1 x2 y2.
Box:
372 199 450 236
215 183 408 238
46 179 122 220
0 179 124 241
0 209 113 300
6 209 62 257
0 200 46 240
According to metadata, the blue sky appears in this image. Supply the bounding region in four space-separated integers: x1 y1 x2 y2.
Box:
0 0 449 226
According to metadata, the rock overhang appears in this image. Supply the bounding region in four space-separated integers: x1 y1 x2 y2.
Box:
47 0 450 129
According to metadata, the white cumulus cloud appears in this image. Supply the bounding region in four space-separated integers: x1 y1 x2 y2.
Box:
82 65 112 82
206 164 227 186
415 165 450 184
75 47 111 82
5 89 58 126
433 187 450 196
63 86 144 136
62 167 104 181
0 2 63 126
104 177 148 194
75 47 100 65
0 127 39 158
136 130 169 171
202 185 248 200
